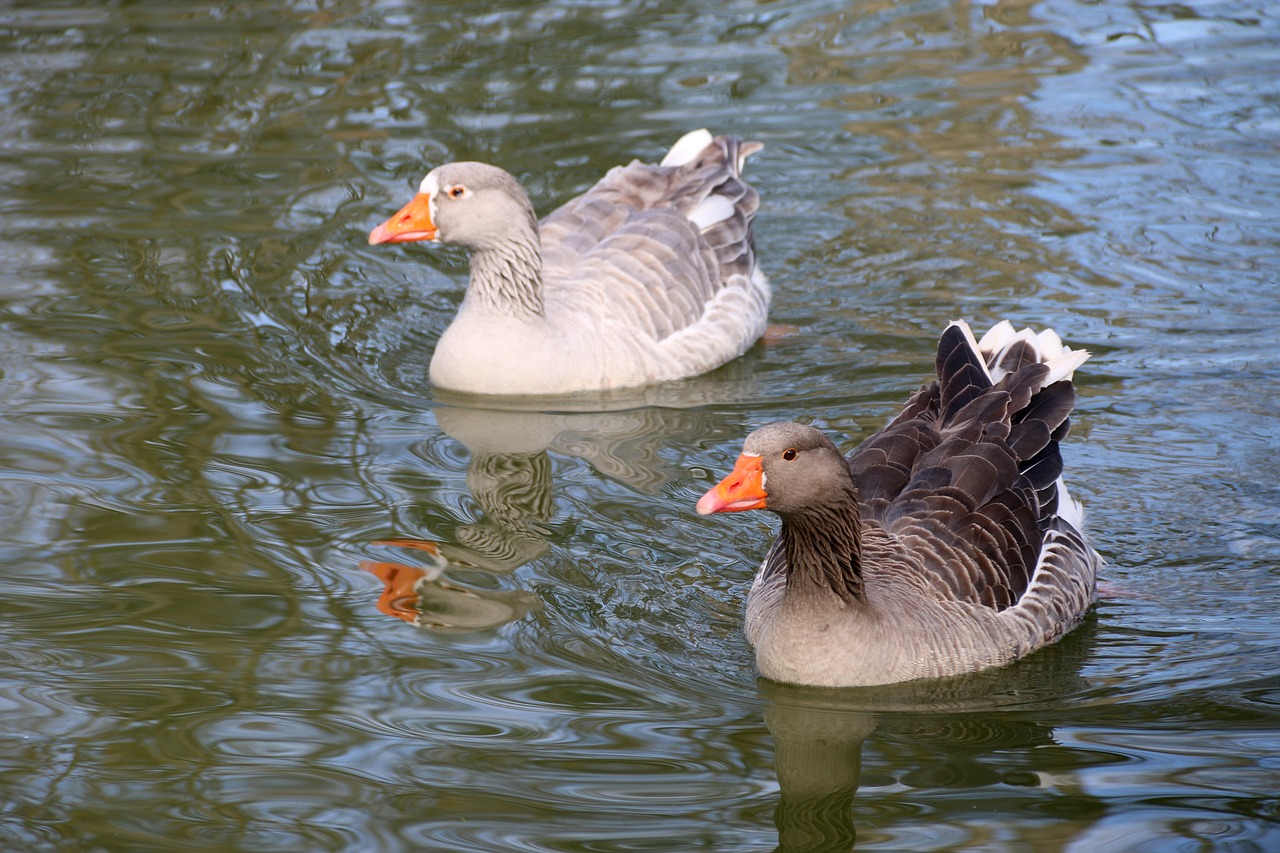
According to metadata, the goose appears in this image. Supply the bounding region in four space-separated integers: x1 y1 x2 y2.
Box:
368 129 770 396
696 321 1102 687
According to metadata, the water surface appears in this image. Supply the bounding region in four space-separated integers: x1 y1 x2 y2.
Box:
2 1 1278 850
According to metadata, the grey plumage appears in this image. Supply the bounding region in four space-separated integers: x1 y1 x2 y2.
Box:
700 321 1101 687
539 136 762 334
370 130 770 396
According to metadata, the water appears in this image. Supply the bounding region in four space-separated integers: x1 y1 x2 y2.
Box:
2 0 1278 850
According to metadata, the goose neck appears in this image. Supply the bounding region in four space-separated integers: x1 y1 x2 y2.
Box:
779 503 864 603
467 232 545 318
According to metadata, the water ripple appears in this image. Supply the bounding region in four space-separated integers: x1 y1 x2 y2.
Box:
1 0 1279 850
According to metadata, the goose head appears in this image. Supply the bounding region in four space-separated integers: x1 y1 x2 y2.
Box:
369 162 540 252
696 422 855 518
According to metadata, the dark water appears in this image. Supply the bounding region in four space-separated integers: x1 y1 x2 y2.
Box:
2 1 1278 850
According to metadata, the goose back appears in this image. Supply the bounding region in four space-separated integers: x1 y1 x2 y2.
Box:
536 134 767 347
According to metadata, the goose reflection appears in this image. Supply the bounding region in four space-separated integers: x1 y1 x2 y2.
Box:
759 622 1098 851
363 394 727 632
359 432 553 632
361 540 541 633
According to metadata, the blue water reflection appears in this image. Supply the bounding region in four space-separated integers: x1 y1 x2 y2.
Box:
0 1 1277 851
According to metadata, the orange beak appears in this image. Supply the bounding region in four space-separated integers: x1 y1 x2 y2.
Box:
368 192 437 245
360 561 428 623
696 453 767 515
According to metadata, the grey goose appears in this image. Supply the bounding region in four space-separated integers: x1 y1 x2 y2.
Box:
697 321 1102 687
369 130 770 396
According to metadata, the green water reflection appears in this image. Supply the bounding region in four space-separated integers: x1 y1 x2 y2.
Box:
1 1 1278 851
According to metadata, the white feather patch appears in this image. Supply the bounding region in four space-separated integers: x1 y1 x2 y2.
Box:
1043 346 1090 385
1054 476 1086 529
661 129 714 167
977 319 1016 354
419 171 441 224
972 320 1090 385
687 194 735 231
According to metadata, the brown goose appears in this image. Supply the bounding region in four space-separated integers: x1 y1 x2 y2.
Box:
697 321 1101 687
368 130 770 396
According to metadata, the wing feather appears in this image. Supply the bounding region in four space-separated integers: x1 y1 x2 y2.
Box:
849 321 1096 612
538 135 763 343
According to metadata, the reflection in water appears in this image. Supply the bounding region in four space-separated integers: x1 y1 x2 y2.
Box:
432 382 754 493
4 0 1276 847
359 436 553 632
359 440 553 632
361 540 540 633
767 691 871 852
447 449 556 572
760 623 1097 852
362 400 729 629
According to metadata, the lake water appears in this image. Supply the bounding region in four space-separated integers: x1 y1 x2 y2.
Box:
2 1 1278 850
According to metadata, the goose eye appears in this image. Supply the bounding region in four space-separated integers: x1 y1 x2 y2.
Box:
448 185 466 199
782 448 798 461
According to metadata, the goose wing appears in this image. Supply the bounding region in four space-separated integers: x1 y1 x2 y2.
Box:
848 321 1094 610
538 132 766 341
